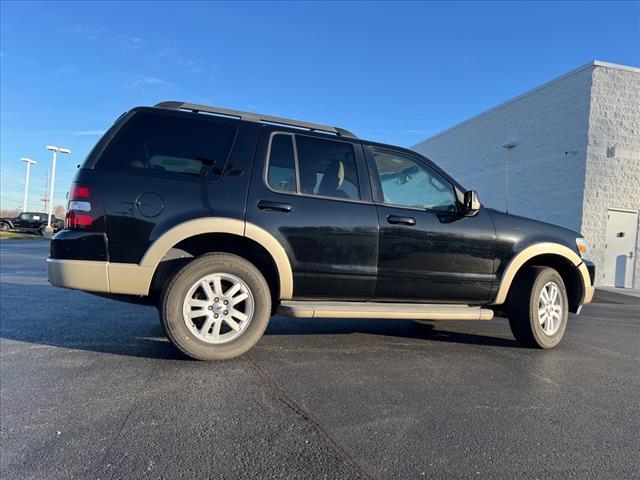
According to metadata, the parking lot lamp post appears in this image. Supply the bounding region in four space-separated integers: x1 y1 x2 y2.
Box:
20 157 37 212
44 145 71 237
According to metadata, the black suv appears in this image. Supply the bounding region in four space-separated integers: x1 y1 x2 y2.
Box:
1 212 64 235
48 102 595 360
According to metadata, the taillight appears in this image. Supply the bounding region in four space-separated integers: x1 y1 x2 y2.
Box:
66 212 93 228
71 186 91 199
65 183 105 231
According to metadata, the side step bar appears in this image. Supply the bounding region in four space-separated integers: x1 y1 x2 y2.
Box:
277 301 494 321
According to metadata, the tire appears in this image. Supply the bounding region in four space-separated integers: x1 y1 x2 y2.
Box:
507 266 568 349
0 223 9 232
160 253 271 360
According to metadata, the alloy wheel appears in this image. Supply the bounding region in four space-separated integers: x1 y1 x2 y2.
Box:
182 272 255 344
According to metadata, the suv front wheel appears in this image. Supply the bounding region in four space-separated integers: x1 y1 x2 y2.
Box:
160 253 271 360
507 266 569 349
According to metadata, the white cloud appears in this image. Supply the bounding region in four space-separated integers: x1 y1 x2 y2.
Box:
55 65 79 76
407 129 434 135
117 34 143 50
158 46 177 57
175 58 207 74
126 76 175 89
73 130 106 136
70 25 107 41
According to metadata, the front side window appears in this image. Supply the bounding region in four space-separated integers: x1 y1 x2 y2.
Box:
266 134 360 201
19 213 30 220
371 148 457 212
97 111 237 179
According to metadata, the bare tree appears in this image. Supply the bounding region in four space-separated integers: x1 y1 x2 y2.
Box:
0 208 20 219
53 204 66 219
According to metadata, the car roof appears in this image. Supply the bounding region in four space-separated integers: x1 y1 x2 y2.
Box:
136 103 466 192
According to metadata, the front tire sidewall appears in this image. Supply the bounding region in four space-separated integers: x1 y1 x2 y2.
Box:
161 253 271 360
527 269 568 348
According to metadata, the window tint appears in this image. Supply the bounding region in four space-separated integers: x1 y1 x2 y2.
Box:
19 213 30 220
267 134 296 193
295 136 359 200
97 111 237 179
371 148 457 212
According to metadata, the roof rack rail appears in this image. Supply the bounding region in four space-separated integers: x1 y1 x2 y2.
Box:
154 101 357 139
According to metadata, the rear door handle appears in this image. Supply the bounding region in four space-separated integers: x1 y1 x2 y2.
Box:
387 215 416 226
257 200 293 213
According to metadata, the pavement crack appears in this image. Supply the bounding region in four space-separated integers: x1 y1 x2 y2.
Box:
98 403 136 475
245 354 379 480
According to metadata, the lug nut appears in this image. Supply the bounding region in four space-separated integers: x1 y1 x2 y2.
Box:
208 306 213 310
223 300 228 305
223 310 228 315
214 297 219 302
214 314 219 318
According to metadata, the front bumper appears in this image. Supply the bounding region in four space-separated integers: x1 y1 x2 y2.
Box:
579 260 595 306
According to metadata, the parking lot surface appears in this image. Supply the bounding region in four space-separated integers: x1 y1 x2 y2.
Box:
1 239 639 480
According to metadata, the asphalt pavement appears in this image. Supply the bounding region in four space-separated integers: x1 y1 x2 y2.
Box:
1 239 639 480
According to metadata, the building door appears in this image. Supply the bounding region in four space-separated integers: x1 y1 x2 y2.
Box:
603 209 638 288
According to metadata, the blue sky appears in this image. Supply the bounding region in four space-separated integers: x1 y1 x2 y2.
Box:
1 0 639 212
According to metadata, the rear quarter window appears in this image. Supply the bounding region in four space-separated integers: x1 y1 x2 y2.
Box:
95 111 237 180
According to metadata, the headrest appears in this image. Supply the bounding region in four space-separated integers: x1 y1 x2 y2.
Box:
318 160 345 193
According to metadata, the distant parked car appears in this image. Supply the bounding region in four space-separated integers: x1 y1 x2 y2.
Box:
0 212 64 236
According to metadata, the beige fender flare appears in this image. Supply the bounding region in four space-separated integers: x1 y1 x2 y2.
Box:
490 242 591 306
109 218 294 299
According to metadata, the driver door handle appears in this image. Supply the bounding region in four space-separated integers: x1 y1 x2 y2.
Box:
387 215 416 226
257 200 293 213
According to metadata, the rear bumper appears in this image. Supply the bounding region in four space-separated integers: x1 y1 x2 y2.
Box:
47 258 153 296
48 229 153 296
50 230 108 261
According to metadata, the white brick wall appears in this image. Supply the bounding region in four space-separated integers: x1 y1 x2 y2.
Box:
582 65 640 287
412 61 640 287
413 65 593 232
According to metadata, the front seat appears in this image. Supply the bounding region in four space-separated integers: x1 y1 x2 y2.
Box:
317 160 348 198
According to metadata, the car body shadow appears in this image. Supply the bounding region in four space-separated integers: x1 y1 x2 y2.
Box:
1 280 518 360
265 316 520 348
0 282 191 360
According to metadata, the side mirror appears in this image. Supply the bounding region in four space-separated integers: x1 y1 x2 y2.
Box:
464 190 481 216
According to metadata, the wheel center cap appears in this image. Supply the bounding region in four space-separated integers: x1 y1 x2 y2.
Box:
213 303 224 312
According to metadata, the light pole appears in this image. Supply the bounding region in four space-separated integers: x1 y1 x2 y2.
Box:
45 145 71 237
20 157 37 212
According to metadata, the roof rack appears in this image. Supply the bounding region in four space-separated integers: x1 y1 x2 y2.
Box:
155 101 358 139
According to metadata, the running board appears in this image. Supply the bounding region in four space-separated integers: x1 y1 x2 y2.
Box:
277 301 494 320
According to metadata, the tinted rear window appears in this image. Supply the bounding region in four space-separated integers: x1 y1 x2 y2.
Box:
96 111 237 180
295 136 359 200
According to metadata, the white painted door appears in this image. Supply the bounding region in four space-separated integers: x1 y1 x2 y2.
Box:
603 209 638 288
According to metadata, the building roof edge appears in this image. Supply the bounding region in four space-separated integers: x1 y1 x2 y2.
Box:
412 60 639 149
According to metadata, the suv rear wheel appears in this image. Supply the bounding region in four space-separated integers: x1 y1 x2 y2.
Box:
160 253 271 360
507 266 568 349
